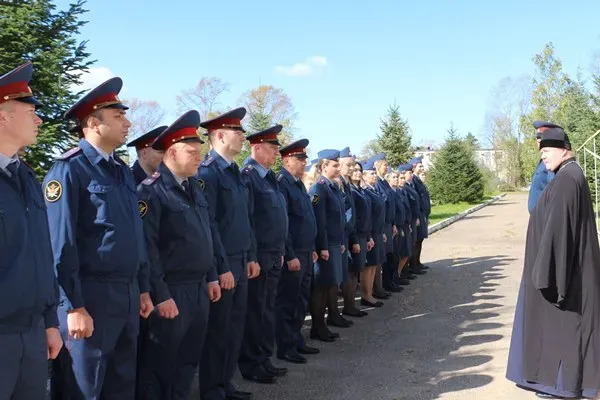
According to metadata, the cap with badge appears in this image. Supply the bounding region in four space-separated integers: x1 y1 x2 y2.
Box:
539 127 572 150
200 107 246 134
126 126 168 151
361 158 376 171
533 121 563 139
0 62 41 106
339 147 353 158
152 110 203 151
397 164 413 172
280 138 309 159
247 124 282 145
317 149 340 161
64 77 128 123
371 152 386 162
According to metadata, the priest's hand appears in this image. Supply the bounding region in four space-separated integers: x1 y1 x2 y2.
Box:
139 292 154 318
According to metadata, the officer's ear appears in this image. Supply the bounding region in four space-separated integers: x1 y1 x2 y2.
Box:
0 102 13 126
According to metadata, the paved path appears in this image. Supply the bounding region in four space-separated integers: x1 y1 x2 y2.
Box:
193 193 533 400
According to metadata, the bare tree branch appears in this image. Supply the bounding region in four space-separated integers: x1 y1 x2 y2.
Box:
175 77 230 120
123 98 166 138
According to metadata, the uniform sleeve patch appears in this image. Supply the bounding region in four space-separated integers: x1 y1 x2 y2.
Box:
44 180 63 202
198 179 205 190
138 201 148 218
312 194 320 205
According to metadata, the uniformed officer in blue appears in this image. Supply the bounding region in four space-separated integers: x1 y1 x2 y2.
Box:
238 124 289 383
528 121 561 213
196 107 260 400
0 62 63 400
126 125 167 185
136 110 222 400
44 77 154 399
309 149 346 341
275 139 319 364
398 164 426 276
407 156 430 272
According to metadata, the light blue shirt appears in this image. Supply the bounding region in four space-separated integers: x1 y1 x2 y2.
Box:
252 160 269 179
87 142 113 162
0 152 19 177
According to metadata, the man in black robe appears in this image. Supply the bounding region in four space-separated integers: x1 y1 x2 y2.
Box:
507 127 600 399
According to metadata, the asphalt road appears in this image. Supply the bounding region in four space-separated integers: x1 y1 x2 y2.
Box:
189 193 536 400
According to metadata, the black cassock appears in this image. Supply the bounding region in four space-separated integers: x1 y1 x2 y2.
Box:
507 158 600 397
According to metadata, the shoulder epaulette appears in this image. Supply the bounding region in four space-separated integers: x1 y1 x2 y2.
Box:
142 171 160 185
242 165 253 174
200 156 215 167
56 147 81 160
317 177 327 184
277 174 283 182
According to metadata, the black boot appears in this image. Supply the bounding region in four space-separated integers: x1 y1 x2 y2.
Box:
310 287 335 341
327 286 353 327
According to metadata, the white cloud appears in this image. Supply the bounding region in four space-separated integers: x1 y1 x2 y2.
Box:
275 56 328 77
70 66 115 92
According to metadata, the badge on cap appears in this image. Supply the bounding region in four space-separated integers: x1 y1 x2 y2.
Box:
44 180 63 202
138 201 148 218
312 194 319 205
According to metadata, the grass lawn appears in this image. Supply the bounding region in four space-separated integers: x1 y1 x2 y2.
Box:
428 194 500 225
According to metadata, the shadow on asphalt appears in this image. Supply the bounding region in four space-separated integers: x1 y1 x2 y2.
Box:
186 254 516 400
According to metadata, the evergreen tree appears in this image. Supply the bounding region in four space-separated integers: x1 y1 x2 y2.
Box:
427 126 485 204
376 105 412 166
464 132 480 150
0 0 93 178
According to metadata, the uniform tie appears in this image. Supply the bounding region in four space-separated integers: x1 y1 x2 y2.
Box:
6 162 22 192
182 179 190 194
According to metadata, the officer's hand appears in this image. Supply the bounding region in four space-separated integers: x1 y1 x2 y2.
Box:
247 262 261 279
393 225 398 237
351 244 360 254
340 245 346 254
416 218 421 227
383 234 387 243
219 272 235 290
367 239 375 251
46 327 63 360
320 250 330 261
208 282 221 303
139 292 154 319
287 258 301 272
157 299 179 319
401 230 405 237
67 308 94 339
312 252 318 263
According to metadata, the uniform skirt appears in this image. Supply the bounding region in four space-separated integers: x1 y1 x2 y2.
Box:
366 233 386 266
396 225 412 258
384 223 394 254
340 237 349 283
314 244 342 286
349 236 368 273
417 214 429 240
410 220 418 247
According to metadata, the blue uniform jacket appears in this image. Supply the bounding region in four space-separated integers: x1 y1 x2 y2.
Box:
363 185 385 236
277 168 317 261
137 163 219 305
350 183 372 239
0 162 59 333
131 160 147 186
528 160 554 214
309 176 345 252
376 178 396 226
242 158 288 255
43 139 150 311
404 184 421 222
196 150 256 267
392 187 407 228
396 187 412 224
341 178 358 246
412 175 431 217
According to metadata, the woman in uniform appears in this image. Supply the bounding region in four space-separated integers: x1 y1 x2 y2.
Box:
360 159 386 307
309 150 346 342
390 171 412 284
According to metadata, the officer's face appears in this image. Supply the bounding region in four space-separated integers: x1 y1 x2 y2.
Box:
415 163 424 173
171 141 204 176
351 166 362 183
404 170 413 181
285 156 306 178
376 160 388 176
97 109 132 147
0 101 42 148
389 173 398 187
541 146 569 171
398 174 406 187
256 142 279 167
221 129 246 154
363 170 377 185
339 157 355 176
322 159 340 179
139 147 165 171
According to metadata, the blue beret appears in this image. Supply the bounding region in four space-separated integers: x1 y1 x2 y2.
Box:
361 159 376 171
304 164 313 172
339 147 352 158
247 124 282 145
64 77 128 122
280 138 309 158
371 152 386 162
398 164 413 172
0 62 41 106
152 110 203 151
408 156 422 165
200 107 246 134
126 125 167 150
317 149 340 160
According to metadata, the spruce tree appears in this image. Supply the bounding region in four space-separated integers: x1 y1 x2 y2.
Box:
427 127 485 204
377 105 412 166
0 0 93 178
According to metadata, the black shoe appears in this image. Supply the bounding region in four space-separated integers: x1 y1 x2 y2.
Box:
411 268 427 275
419 263 429 270
342 307 368 317
310 329 336 342
373 292 389 300
263 359 287 377
360 298 384 307
534 392 566 399
395 278 411 285
406 274 417 280
297 344 320 354
226 390 253 400
326 328 340 339
327 317 353 328
384 284 403 293
241 366 277 384
277 349 307 364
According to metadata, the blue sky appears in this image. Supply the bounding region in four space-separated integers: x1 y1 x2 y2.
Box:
55 0 600 157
